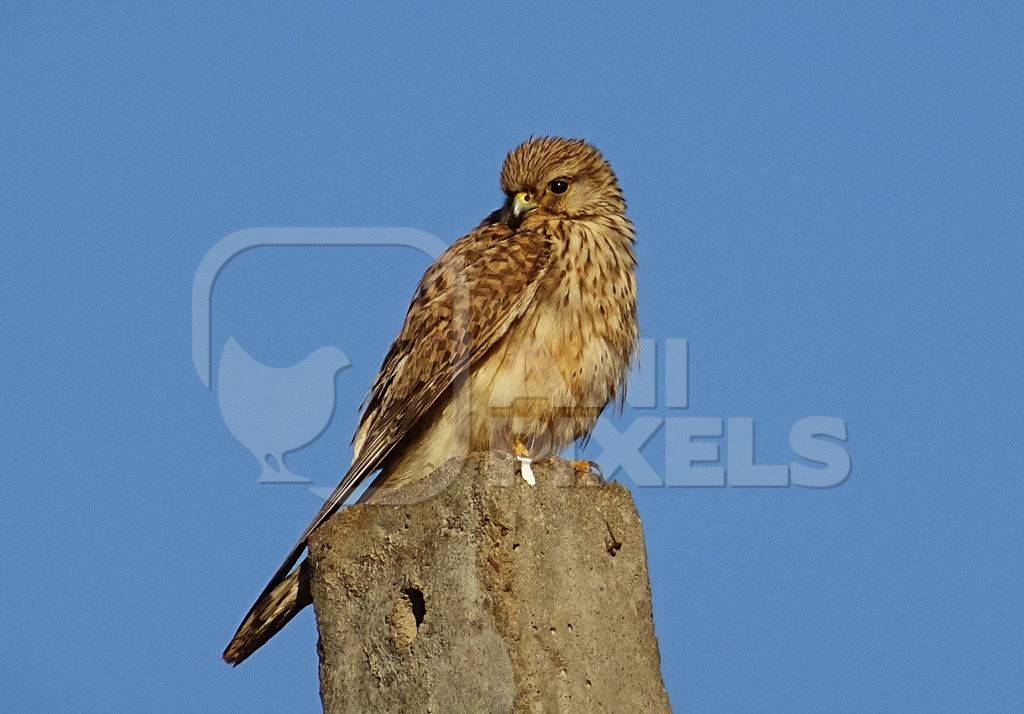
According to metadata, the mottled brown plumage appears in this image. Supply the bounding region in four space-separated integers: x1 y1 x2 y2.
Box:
224 137 638 665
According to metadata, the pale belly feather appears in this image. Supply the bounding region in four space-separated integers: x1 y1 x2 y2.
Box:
370 291 622 497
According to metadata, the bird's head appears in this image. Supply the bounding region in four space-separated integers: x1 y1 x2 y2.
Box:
497 137 625 228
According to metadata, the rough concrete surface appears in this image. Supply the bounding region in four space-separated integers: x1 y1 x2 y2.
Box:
308 452 671 713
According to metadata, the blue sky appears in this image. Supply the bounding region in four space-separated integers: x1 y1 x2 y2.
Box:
3 3 1022 711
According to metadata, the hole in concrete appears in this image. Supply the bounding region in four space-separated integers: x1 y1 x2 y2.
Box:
403 587 425 629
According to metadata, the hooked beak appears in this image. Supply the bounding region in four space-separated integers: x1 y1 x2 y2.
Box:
511 191 537 220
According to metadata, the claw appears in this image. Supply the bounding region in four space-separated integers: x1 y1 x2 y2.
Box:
512 437 530 459
571 459 604 481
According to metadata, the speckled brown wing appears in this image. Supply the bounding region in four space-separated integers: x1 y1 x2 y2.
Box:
352 221 553 492
230 222 553 649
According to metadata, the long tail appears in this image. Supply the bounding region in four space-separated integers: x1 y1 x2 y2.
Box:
222 424 405 665
223 559 312 665
222 444 389 666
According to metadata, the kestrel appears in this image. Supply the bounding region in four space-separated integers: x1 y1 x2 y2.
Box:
224 137 638 664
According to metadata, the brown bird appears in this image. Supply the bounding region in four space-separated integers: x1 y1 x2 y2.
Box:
223 137 638 665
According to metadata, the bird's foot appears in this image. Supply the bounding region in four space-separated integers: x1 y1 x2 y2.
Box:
513 438 536 486
570 459 604 482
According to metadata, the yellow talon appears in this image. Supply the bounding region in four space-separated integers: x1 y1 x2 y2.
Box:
513 437 530 459
570 459 603 481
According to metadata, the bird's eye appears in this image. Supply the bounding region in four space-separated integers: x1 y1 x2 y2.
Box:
548 179 570 194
